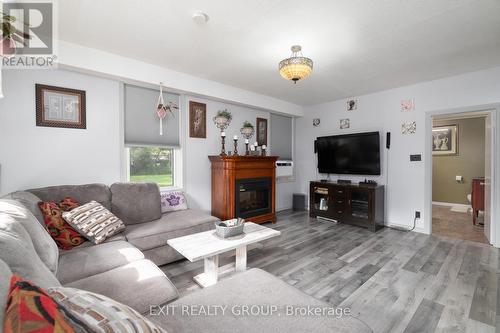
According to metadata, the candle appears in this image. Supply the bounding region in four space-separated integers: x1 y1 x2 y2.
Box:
250 146 255 151
254 142 258 147
262 145 267 150
233 135 238 140
221 132 226 137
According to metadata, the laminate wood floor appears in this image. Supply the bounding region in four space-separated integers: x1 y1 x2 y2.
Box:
161 210 499 333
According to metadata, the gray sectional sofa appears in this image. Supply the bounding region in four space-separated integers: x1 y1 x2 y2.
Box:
0 182 371 332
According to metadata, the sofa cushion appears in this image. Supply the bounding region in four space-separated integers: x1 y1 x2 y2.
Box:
57 240 144 284
148 268 371 333
0 259 13 328
48 287 167 333
124 209 218 251
160 191 188 213
62 200 126 244
0 199 59 274
38 198 87 250
110 182 162 225
4 276 83 332
29 183 112 210
1 191 44 224
0 213 61 288
65 259 179 314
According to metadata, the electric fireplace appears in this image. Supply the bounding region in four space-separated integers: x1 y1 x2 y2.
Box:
235 178 272 219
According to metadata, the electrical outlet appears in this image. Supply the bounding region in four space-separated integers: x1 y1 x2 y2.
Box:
415 211 421 219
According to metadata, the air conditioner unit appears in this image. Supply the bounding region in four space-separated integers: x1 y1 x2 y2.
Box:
276 160 293 178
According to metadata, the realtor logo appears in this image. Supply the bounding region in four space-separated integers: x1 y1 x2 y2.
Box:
1 1 56 68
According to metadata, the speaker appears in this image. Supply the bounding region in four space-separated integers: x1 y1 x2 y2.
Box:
293 193 307 211
386 132 391 149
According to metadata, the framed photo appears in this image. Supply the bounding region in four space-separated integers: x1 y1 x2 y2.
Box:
256 117 268 146
189 101 206 138
347 98 358 111
432 125 458 155
340 118 350 129
401 121 416 134
36 84 86 129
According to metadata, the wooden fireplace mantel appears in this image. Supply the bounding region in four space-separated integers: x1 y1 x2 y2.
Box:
209 155 278 224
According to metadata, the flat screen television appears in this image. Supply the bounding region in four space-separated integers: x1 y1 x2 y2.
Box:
315 131 381 175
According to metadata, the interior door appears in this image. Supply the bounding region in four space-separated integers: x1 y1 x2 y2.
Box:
484 113 492 243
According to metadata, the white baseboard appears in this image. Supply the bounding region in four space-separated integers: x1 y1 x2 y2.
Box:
432 201 471 209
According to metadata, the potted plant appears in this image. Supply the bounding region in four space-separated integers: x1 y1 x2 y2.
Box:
240 121 255 138
213 109 232 130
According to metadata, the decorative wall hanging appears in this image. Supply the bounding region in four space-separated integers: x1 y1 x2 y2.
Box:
189 101 206 138
347 99 358 111
155 83 178 136
340 118 350 129
401 121 417 134
256 117 268 146
313 118 321 127
240 121 255 155
36 84 86 129
432 125 458 155
401 99 415 112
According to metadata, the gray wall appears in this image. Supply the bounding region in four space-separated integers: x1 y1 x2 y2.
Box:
432 117 485 204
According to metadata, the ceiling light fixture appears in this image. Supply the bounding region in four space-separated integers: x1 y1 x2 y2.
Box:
279 45 313 83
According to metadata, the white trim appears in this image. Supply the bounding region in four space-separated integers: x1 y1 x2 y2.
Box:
425 104 500 247
432 201 471 209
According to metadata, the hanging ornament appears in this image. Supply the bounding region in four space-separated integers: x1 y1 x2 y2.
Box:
155 83 178 136
156 83 167 135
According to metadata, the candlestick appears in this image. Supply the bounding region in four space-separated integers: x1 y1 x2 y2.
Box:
220 135 226 156
233 138 239 156
221 131 226 137
245 139 249 144
245 141 250 155
261 145 267 156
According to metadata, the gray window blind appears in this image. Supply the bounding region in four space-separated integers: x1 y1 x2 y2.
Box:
270 114 293 160
124 84 180 147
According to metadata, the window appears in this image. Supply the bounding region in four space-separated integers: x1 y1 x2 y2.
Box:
128 147 174 187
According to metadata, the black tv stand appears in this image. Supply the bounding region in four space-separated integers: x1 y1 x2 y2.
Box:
309 181 384 232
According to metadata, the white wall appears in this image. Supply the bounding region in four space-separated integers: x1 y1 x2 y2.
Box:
183 96 294 212
0 70 121 195
0 69 295 212
295 66 500 233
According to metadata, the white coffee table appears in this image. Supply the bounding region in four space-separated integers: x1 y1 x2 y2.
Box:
167 222 280 288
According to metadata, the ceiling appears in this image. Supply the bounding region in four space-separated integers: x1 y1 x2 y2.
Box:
58 0 500 106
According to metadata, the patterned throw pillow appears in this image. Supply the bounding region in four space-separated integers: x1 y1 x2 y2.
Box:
62 201 125 245
38 197 86 250
3 275 89 333
160 191 188 213
48 287 167 333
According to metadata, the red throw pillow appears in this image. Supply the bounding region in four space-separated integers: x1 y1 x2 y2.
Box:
38 197 86 250
3 275 79 333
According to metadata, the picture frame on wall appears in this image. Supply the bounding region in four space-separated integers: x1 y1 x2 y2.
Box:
256 117 268 146
432 125 458 155
189 101 207 138
36 84 86 129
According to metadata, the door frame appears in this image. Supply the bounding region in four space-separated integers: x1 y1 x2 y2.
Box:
424 103 499 247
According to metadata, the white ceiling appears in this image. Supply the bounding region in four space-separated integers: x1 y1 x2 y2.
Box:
58 0 500 106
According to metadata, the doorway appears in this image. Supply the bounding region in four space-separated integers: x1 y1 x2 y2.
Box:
431 111 492 244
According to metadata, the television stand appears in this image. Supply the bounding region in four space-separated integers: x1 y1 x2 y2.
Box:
309 181 384 232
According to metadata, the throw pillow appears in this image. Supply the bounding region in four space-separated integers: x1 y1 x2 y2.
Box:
3 275 89 333
160 191 188 213
38 198 86 250
48 287 167 333
62 201 125 244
